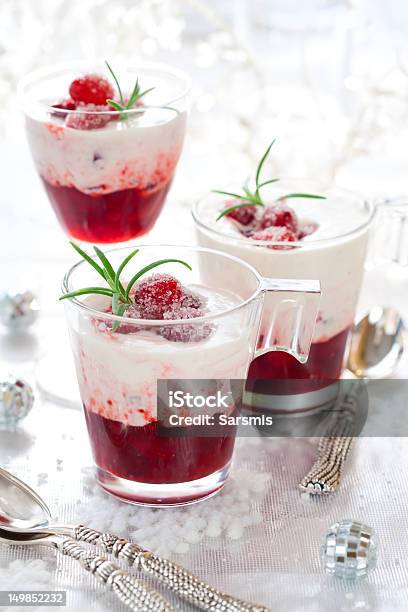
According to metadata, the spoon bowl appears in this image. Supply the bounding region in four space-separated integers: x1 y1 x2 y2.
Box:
0 468 51 531
347 306 405 378
0 467 268 611
0 526 56 545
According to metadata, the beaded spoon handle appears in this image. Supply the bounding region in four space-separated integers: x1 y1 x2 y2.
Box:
72 525 270 612
299 382 361 494
299 435 353 493
58 538 174 611
0 528 174 612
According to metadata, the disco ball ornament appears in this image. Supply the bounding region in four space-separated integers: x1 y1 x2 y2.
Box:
0 376 34 429
0 290 39 332
321 519 379 579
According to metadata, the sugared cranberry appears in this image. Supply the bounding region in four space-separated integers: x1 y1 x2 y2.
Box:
51 98 77 113
250 226 297 250
240 228 256 238
65 104 111 130
159 305 214 343
69 74 114 105
133 274 183 319
298 222 319 239
95 304 143 334
181 291 203 310
260 203 298 232
163 305 202 320
225 202 256 226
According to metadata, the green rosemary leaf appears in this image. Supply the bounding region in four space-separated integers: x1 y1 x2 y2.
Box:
255 138 276 189
93 247 116 283
62 247 193 329
106 99 125 111
69 243 106 280
133 86 155 103
257 178 280 189
59 287 114 301
217 201 263 221
212 190 254 202
276 193 327 202
126 78 140 109
115 249 139 295
111 292 120 313
213 138 326 222
105 60 124 105
162 105 180 115
111 293 127 332
125 259 192 301
242 186 257 201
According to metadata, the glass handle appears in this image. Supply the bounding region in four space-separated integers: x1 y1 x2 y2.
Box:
369 197 408 267
255 278 321 364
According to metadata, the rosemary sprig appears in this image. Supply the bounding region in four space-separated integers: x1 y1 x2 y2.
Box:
105 60 155 114
214 139 326 221
60 243 192 331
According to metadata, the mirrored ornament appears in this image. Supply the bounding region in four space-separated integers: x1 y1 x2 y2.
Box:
0 290 39 332
0 376 34 429
321 519 378 579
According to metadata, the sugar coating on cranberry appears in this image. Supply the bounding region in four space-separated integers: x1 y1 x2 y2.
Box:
163 305 201 320
181 291 203 310
51 98 77 114
65 104 112 130
160 305 214 343
298 222 319 239
133 273 184 319
69 74 114 105
225 202 256 226
250 226 297 249
96 274 214 341
260 203 298 232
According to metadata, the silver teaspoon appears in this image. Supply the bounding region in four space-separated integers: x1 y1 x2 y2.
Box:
0 468 269 612
347 306 406 378
300 307 405 494
0 526 174 612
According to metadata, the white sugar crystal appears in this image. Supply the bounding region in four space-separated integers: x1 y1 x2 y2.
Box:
74 468 271 554
174 541 190 554
207 522 222 537
184 529 202 544
0 559 50 590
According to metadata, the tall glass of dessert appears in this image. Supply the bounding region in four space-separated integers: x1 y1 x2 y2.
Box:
19 60 190 243
193 143 374 411
62 244 320 505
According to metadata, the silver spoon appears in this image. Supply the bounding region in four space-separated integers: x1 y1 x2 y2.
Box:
347 306 406 378
0 468 269 612
0 526 173 611
300 307 406 494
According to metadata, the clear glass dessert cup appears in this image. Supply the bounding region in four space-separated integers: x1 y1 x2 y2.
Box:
19 60 190 244
193 181 376 410
62 245 320 506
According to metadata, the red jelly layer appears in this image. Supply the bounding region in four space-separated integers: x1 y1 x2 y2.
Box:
247 326 350 393
42 179 172 243
84 409 236 484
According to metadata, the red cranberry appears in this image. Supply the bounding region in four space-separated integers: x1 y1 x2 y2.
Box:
181 291 203 310
65 104 111 130
69 74 114 105
51 98 77 114
250 226 297 250
133 274 183 319
260 203 298 232
298 222 319 239
225 201 256 226
159 305 214 343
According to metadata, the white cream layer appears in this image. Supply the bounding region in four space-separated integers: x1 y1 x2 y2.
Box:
196 195 371 342
25 110 187 195
69 287 252 427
